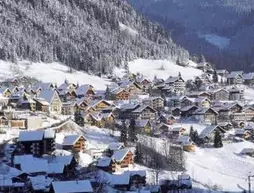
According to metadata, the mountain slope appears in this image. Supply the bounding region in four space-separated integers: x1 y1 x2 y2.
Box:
128 0 254 71
0 0 189 74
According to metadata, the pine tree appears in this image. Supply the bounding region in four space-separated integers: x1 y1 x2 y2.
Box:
213 70 218 83
189 125 194 140
214 130 223 148
120 120 128 146
74 111 84 126
193 130 199 144
104 85 111 100
178 72 182 78
124 61 129 74
128 118 137 142
134 143 143 163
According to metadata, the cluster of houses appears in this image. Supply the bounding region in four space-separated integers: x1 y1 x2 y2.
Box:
1 67 254 192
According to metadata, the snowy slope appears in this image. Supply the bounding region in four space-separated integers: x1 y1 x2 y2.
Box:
114 59 203 81
187 142 254 192
0 60 110 89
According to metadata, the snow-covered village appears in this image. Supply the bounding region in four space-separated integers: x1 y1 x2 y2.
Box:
0 59 254 193
2 0 254 193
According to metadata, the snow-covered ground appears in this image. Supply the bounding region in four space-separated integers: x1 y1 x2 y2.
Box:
187 142 254 192
0 60 110 89
114 59 202 81
199 34 230 49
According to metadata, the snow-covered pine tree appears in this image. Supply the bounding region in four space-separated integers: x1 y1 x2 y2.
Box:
214 130 223 148
128 118 137 142
213 70 218 83
120 120 128 146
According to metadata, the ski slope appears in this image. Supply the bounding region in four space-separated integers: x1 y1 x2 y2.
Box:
115 59 203 81
0 60 110 89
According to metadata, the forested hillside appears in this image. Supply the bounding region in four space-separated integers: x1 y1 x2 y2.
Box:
0 0 189 74
128 0 254 71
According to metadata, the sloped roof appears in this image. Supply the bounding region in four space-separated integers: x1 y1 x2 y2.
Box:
135 119 150 128
181 105 198 112
227 71 243 78
37 90 56 104
76 85 92 96
123 170 146 177
165 76 179 84
111 149 131 162
243 73 254 80
97 157 112 167
193 107 218 115
62 135 85 146
52 180 93 193
110 173 130 185
132 105 156 113
108 142 124 151
44 129 55 139
18 130 44 142
199 125 224 139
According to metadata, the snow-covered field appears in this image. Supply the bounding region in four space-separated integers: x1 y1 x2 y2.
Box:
187 142 254 192
0 60 110 89
115 59 202 81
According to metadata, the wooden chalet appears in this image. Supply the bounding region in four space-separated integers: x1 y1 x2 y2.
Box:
199 125 225 143
37 90 62 114
143 97 164 110
135 119 152 135
87 100 112 112
243 73 254 86
193 108 218 124
110 87 130 100
210 88 229 101
164 75 185 93
17 130 55 156
227 71 243 85
111 149 133 169
132 105 157 120
97 156 116 173
0 87 12 97
124 170 146 188
76 84 95 98
119 81 142 94
158 114 176 125
62 135 86 152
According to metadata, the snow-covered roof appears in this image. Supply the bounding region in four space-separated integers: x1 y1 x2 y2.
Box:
44 129 55 139
111 149 131 162
18 130 44 142
52 180 93 193
14 155 48 174
165 76 180 84
76 84 92 96
123 170 146 177
243 73 254 80
29 175 53 191
97 156 112 167
37 90 56 104
62 135 84 146
227 71 243 78
180 105 198 112
108 142 124 151
110 173 130 185
199 125 224 139
193 107 218 115
135 119 150 128
132 105 156 113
